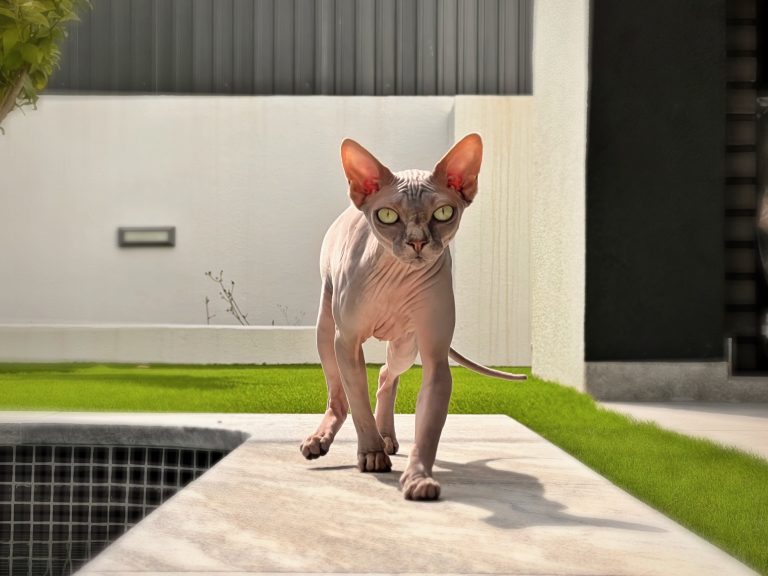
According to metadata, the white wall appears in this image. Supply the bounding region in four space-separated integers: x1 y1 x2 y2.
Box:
0 95 533 366
453 96 532 366
0 96 452 327
530 0 591 388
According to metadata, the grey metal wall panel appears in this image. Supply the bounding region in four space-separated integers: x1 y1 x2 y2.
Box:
437 0 458 96
74 6 91 88
213 0 234 92
375 0 396 94
397 0 417 95
112 0 132 90
173 0 194 93
49 0 533 95
336 0 356 95
356 0 375 95
131 0 155 91
155 0 175 92
417 0 437 95
521 0 532 93
273 0 294 93
499 0 518 94
192 0 213 92
253 0 274 94
60 7 76 88
90 0 111 90
232 0 255 93
458 0 478 94
294 0 315 94
479 0 499 94
315 0 335 94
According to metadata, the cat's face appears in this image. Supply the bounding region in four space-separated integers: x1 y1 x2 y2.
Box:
362 170 462 266
340 134 483 267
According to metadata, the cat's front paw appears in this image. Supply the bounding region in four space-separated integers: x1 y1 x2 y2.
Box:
400 468 441 500
300 432 334 460
381 433 399 455
357 450 392 472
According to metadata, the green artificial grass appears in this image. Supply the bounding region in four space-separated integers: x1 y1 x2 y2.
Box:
1 362 766 574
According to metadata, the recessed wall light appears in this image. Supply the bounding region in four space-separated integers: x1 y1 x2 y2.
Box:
118 227 176 247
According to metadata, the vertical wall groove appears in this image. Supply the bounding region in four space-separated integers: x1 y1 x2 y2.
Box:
49 0 533 95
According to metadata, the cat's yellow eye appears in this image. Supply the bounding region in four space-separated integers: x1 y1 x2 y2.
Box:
433 205 454 222
377 208 399 224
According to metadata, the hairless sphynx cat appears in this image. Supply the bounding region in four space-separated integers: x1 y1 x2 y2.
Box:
300 134 525 500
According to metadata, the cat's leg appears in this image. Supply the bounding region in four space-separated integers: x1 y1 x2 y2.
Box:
335 334 392 472
400 303 454 500
400 353 451 500
399 353 451 500
300 289 349 460
375 334 418 455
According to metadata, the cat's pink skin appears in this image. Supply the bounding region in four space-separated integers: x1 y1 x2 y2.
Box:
300 135 483 500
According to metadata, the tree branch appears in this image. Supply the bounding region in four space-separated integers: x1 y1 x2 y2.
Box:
0 69 29 129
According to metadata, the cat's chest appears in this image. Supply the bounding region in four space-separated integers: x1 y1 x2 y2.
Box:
324 206 453 341
364 279 421 341
336 257 449 341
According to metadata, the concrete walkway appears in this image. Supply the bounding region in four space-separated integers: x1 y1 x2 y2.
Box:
603 402 768 461
0 412 756 575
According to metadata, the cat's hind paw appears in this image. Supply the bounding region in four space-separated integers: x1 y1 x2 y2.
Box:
357 450 392 472
400 470 441 501
300 433 334 460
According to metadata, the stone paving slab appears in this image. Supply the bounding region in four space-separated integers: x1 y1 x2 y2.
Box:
0 412 756 575
603 402 768 460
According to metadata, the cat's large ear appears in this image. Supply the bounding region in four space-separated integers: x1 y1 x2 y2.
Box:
433 133 483 203
340 139 395 208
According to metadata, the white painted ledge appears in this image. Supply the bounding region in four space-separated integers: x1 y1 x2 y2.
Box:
0 324 387 365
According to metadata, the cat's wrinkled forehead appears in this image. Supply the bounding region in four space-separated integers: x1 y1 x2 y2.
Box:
392 169 435 199
341 133 482 209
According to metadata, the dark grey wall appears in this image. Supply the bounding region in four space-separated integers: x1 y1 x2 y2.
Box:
49 0 532 95
585 0 726 360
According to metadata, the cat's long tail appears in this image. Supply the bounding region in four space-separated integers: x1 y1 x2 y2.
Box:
448 348 527 381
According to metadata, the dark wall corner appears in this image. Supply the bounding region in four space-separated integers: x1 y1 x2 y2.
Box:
585 0 726 361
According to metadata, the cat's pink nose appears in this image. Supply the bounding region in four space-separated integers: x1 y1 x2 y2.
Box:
407 240 426 254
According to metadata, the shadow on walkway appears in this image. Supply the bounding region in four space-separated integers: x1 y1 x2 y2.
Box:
313 455 663 533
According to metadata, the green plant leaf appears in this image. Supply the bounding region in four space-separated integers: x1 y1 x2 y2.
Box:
19 73 39 106
20 8 49 27
2 27 19 53
0 0 89 128
36 39 53 65
19 43 39 65
58 11 80 22
30 69 46 89
0 7 18 20
4 48 23 70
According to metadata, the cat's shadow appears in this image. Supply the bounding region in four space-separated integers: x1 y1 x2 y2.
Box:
313 455 663 533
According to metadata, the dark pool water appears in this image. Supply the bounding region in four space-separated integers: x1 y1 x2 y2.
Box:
0 443 229 576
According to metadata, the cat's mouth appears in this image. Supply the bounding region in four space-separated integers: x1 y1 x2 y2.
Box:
392 243 438 267
406 254 430 268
